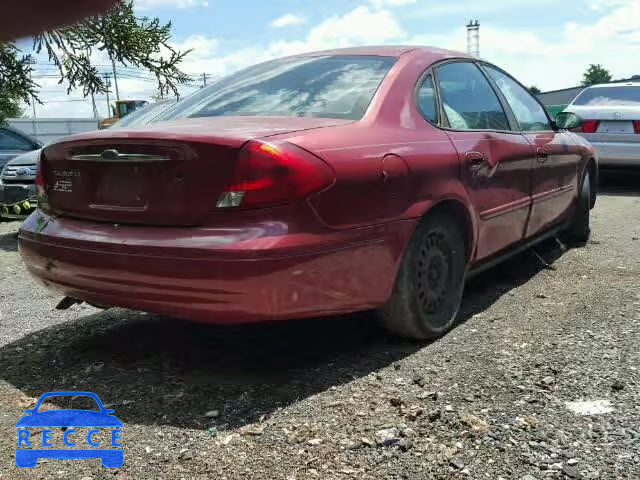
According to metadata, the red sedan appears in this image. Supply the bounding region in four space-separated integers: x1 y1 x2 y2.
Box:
19 46 597 339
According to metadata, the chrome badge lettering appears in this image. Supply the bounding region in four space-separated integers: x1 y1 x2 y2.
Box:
52 170 80 193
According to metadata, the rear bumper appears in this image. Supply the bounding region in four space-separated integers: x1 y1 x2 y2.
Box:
19 211 413 323
589 141 640 166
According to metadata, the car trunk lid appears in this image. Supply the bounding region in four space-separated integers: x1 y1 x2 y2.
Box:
41 116 349 226
568 105 640 135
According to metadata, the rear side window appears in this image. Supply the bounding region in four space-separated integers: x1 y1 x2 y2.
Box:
436 62 510 131
160 55 396 121
417 74 438 124
572 86 640 106
484 65 551 131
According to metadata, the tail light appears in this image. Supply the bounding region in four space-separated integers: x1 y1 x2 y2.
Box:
578 120 600 134
216 140 335 209
35 158 49 212
633 120 640 134
35 161 45 196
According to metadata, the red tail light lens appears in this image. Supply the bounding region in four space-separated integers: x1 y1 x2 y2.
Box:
217 140 335 209
633 120 640 134
35 161 45 196
34 157 50 212
579 120 600 133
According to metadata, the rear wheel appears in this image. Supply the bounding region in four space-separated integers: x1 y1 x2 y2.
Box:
564 170 591 245
379 213 467 340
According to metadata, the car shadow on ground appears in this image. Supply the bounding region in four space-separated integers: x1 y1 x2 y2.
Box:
0 236 565 431
599 168 640 197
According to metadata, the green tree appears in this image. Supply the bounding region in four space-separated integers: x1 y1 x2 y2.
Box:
529 85 542 95
0 96 24 123
581 64 612 87
0 0 191 123
0 44 33 123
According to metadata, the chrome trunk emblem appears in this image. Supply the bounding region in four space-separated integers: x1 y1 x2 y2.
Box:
70 150 171 162
101 149 120 160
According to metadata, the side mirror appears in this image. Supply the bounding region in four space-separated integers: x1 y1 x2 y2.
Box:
555 112 583 131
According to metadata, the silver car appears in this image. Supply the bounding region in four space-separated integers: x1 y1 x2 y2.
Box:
563 82 640 167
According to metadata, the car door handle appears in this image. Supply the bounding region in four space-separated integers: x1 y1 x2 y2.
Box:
465 151 499 178
537 147 550 163
465 151 485 169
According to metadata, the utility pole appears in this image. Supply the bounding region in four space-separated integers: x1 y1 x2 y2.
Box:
103 73 112 117
27 57 37 118
90 92 99 119
202 72 207 88
111 58 120 102
466 20 480 58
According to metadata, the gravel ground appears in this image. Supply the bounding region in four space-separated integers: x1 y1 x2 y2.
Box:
0 170 639 480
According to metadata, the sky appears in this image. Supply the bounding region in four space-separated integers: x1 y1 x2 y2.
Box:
24 0 640 118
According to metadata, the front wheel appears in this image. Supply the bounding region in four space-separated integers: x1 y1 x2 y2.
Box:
564 170 591 245
379 213 467 340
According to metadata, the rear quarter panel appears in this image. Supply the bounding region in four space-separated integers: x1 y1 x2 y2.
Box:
273 49 478 255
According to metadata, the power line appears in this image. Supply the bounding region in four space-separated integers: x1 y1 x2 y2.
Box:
39 99 91 103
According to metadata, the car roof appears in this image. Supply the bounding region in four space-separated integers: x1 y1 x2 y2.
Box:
291 45 471 61
587 82 640 89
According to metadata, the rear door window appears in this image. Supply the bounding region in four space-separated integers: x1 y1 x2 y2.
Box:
483 65 551 131
435 62 510 131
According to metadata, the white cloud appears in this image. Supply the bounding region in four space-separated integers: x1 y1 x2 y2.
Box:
135 0 208 10
588 0 629 10
176 5 405 76
270 13 306 28
304 6 404 50
370 0 416 8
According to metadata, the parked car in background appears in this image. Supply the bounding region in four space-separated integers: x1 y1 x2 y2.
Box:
19 46 597 339
0 126 42 171
561 81 640 167
0 126 43 218
0 100 177 219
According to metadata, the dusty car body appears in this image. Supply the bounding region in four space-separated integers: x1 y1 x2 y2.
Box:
18 46 597 339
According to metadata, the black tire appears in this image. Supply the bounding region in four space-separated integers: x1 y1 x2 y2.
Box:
565 170 591 244
379 213 467 340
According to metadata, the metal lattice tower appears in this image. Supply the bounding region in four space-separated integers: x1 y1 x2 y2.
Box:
466 20 480 57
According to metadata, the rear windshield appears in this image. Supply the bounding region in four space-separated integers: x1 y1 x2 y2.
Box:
156 55 396 121
573 86 640 106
